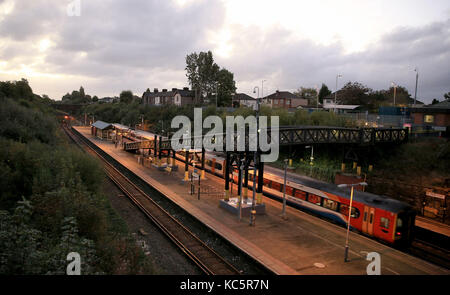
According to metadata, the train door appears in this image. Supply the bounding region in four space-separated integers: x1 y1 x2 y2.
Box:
362 206 375 236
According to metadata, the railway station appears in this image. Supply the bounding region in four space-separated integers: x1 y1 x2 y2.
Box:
72 125 449 275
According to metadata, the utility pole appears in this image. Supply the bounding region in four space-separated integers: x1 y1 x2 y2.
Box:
215 83 218 108
335 74 342 113
282 159 288 219
414 68 419 107
250 86 260 226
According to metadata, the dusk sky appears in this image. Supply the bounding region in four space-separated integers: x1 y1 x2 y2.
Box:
0 0 449 103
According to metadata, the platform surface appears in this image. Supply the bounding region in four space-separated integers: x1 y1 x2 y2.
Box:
74 126 449 275
415 216 450 237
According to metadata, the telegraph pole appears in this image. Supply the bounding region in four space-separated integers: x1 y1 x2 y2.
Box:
414 68 419 107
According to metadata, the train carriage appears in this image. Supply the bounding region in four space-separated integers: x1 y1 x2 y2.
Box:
120 125 415 247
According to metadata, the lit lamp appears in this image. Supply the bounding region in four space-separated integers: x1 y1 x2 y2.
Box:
337 182 368 262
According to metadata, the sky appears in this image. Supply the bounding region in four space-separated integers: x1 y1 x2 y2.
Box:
0 0 449 103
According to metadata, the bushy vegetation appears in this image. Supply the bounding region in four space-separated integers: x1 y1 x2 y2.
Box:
0 80 154 274
84 102 355 136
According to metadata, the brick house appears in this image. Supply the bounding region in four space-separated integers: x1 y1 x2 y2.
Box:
232 93 257 110
411 100 450 136
263 90 308 110
142 87 196 106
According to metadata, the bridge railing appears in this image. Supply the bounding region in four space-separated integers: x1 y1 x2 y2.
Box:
126 127 408 151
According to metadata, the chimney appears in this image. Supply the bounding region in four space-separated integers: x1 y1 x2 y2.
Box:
153 88 158 93
162 89 167 92
183 87 189 91
172 88 177 92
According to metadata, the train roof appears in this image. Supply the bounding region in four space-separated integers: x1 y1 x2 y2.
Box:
263 166 413 213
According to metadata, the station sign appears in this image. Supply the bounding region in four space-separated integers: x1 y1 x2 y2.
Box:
426 190 446 200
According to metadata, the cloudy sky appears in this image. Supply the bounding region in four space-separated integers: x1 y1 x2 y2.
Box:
0 0 449 103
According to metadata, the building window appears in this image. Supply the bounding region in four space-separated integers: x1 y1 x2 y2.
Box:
380 217 390 229
424 115 434 123
155 97 160 105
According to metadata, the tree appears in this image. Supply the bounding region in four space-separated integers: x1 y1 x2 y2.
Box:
294 87 318 106
185 51 233 103
337 82 372 105
318 84 331 104
444 92 450 100
216 68 236 106
119 90 134 104
431 98 440 105
92 95 98 102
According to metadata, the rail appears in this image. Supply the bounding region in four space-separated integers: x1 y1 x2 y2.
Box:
63 125 241 275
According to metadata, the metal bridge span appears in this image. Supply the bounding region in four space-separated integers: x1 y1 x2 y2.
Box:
123 126 408 152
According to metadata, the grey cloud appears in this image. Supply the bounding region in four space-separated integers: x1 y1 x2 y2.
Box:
0 1 448 103
218 19 450 103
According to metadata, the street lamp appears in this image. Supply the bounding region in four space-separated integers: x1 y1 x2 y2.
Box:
391 82 397 106
261 80 266 104
282 159 288 219
305 145 314 176
315 85 319 110
414 68 419 107
337 182 368 262
250 86 261 226
335 74 342 105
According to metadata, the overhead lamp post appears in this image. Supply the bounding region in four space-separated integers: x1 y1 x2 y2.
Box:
250 86 260 226
337 182 368 262
335 74 342 104
282 159 288 219
261 80 266 104
315 85 319 110
305 145 314 176
391 82 397 106
414 68 419 107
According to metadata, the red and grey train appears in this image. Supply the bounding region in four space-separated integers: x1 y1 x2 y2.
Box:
122 128 416 247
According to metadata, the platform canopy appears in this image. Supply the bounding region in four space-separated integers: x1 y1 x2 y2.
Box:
92 120 113 130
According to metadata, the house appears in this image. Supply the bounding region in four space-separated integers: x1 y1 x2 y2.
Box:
232 93 257 110
411 99 450 136
263 90 308 110
142 87 196 106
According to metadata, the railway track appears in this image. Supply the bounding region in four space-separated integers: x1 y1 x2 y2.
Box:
410 239 450 269
63 125 241 275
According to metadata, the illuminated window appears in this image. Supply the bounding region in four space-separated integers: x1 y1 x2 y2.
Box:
380 217 390 229
339 205 360 218
323 199 338 211
308 194 322 206
424 115 434 123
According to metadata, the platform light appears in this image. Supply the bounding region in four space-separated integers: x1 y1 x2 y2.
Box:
337 182 368 262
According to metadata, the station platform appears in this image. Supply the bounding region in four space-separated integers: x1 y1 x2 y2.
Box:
415 216 450 237
74 126 449 275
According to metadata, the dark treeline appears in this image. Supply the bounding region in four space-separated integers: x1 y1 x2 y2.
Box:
0 79 154 274
83 102 355 135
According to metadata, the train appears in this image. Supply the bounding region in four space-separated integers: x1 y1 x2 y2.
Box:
118 126 416 247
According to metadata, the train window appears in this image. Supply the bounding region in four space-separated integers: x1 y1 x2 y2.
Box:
369 213 373 224
396 218 403 229
363 212 367 221
215 162 222 170
295 190 307 200
308 194 322 206
285 186 293 196
380 217 390 229
323 199 338 211
340 205 360 218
